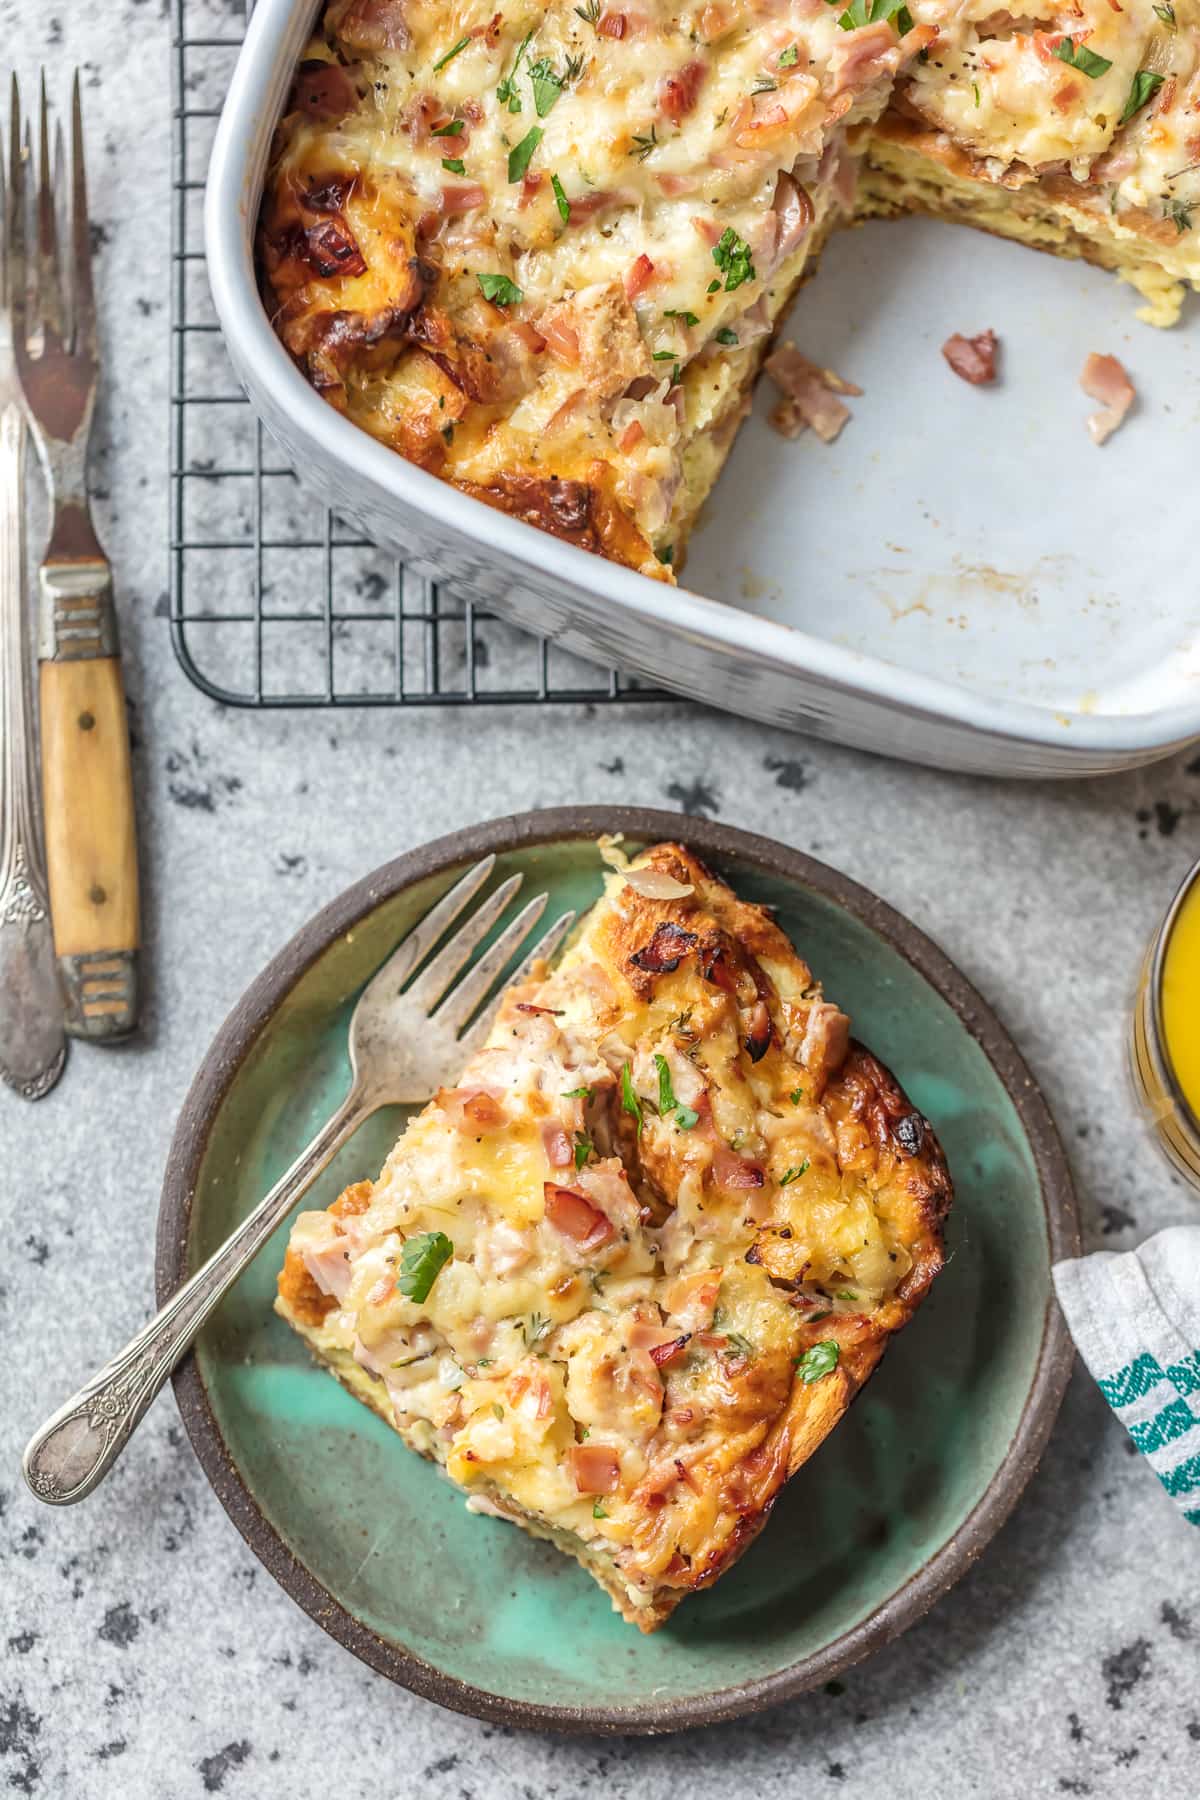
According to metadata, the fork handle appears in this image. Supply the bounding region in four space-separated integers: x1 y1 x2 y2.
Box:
23 1086 369 1504
37 552 140 1040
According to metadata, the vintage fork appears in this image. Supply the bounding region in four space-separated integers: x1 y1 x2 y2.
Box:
23 855 575 1503
9 73 140 1041
0 89 66 1099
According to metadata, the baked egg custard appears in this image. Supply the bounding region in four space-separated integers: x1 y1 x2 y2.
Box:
276 843 953 1628
260 0 1199 577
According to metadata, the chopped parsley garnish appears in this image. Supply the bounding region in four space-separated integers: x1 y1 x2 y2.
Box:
712 226 756 292
493 1402 505 1419
1164 195 1194 234
715 326 738 345
1051 37 1112 78
552 172 571 223
396 1230 453 1303
671 362 682 386
837 1289 859 1303
631 126 659 161
442 156 466 175
664 309 700 326
973 81 981 106
575 0 602 25
574 1132 593 1169
432 119 464 137
657 544 675 565
562 1084 593 1099
836 0 913 33
1120 69 1165 125
530 58 565 117
508 126 543 183
497 29 534 111
789 1086 805 1104
1154 1 1176 21
779 1160 810 1185
796 1339 840 1383
523 1312 553 1348
779 43 800 66
621 1062 644 1135
476 272 524 305
593 1501 608 1518
724 1331 755 1361
753 78 778 94
652 349 677 361
652 1052 699 1127
432 35 472 72
707 278 721 293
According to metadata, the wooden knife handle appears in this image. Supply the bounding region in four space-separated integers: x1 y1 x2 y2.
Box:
38 556 140 1041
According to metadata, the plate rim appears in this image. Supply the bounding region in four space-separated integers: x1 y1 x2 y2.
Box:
156 804 1081 1734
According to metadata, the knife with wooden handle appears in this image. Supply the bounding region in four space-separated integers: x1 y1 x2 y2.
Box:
10 74 140 1041
38 538 139 1040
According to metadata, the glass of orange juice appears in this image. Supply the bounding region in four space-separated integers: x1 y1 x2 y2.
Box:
1132 855 1200 1191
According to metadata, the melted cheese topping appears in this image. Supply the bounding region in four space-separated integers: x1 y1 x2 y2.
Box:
278 842 950 1620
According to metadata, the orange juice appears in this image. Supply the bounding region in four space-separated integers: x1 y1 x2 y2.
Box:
1132 858 1200 1190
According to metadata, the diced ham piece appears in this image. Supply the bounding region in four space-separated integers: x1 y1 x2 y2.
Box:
302 1238 353 1303
771 171 815 265
543 1183 615 1248
540 314 581 365
942 329 999 385
648 1334 690 1368
598 10 627 35
291 59 358 121
569 1443 621 1494
765 343 862 444
440 183 487 215
479 1220 532 1278
438 1085 505 1128
297 218 366 280
659 60 707 124
829 20 900 95
711 1145 765 1189
327 0 410 51
743 998 772 1063
624 254 656 300
629 920 698 974
542 1121 574 1168
798 999 851 1085
1080 353 1135 445
629 1321 691 1367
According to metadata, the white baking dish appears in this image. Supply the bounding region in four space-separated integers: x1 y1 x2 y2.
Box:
205 0 1200 776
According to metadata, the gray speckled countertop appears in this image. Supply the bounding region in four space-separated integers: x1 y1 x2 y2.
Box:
3 5 1199 1797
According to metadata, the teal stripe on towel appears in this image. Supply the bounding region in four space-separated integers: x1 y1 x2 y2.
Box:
1098 1353 1164 1409
1167 1351 1200 1398
1159 1453 1200 1499
1186 1508 1200 1527
1129 1398 1199 1455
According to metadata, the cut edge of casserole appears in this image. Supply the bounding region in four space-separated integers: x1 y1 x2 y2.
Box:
275 840 953 1630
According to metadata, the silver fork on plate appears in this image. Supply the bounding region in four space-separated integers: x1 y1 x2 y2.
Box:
9 72 140 1042
23 856 574 1504
0 78 66 1099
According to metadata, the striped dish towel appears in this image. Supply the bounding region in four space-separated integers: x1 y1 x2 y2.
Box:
1054 1225 1200 1526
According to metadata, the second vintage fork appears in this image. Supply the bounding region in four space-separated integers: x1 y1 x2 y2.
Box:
9 73 140 1040
22 855 574 1504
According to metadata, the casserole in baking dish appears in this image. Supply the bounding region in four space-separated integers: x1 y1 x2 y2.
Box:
276 841 952 1628
206 0 1200 774
260 0 1200 578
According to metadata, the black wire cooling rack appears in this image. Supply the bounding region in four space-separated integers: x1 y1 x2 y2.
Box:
169 0 662 708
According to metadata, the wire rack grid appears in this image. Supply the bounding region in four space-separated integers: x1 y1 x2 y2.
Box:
169 0 663 709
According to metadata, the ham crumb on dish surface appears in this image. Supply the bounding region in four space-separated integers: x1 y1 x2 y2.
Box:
1080 353 1135 445
765 343 862 444
941 330 998 385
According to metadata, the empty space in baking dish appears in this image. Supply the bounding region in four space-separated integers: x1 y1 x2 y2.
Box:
685 215 1198 722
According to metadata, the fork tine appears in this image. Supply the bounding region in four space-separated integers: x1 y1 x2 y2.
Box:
69 72 94 358
454 910 577 1057
404 873 524 1015
36 70 64 344
8 76 25 338
358 855 499 1002
431 891 549 1034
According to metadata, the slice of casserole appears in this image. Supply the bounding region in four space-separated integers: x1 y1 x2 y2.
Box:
276 843 952 1630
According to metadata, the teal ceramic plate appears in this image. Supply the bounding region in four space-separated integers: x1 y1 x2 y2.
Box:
157 807 1079 1733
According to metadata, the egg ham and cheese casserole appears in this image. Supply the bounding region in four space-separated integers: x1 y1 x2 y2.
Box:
276 843 952 1628
260 0 1200 580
